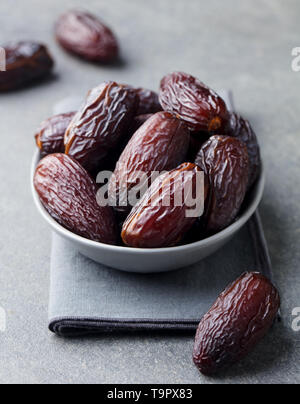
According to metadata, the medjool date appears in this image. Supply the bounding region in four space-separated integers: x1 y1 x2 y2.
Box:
108 111 190 214
0 42 54 92
224 112 261 188
133 87 162 115
193 272 280 375
35 112 75 156
34 153 118 244
55 10 119 63
65 82 139 173
195 135 249 232
159 72 229 132
122 163 206 248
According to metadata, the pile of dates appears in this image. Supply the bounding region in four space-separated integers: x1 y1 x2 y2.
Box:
34 71 261 248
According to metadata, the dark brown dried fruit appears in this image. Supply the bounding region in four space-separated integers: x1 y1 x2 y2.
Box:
35 112 75 156
159 72 229 132
193 272 280 375
55 10 119 63
223 112 261 188
65 82 139 173
122 163 206 248
187 132 211 163
99 114 154 173
133 87 162 115
0 42 54 92
195 135 249 232
34 153 118 244
108 111 190 214
131 114 154 133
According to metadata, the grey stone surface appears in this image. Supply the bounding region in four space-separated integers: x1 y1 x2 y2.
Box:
0 0 299 384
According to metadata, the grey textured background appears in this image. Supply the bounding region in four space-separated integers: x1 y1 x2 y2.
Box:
0 0 299 384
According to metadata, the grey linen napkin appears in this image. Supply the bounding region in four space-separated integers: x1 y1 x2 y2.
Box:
48 92 272 337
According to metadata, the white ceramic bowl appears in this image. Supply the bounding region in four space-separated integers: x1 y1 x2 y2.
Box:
31 150 265 273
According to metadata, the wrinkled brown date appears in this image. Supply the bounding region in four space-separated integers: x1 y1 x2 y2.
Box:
193 272 280 375
0 42 54 92
101 114 155 172
55 10 119 63
195 135 249 232
132 87 162 115
108 111 190 214
224 112 261 188
122 163 206 248
35 112 75 156
159 72 229 132
34 154 118 244
65 81 139 173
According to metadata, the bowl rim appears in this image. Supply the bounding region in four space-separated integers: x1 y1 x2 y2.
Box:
31 150 265 255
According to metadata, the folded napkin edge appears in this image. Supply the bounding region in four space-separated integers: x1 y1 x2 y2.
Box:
49 317 199 337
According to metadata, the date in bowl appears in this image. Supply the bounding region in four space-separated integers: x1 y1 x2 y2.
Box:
31 150 265 273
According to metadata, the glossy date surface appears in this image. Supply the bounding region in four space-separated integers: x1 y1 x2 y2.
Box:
65 82 139 173
55 10 119 63
159 72 229 132
108 111 190 214
122 163 206 248
0 42 54 92
134 87 162 115
224 112 261 188
193 272 280 375
195 135 249 232
34 153 118 244
35 112 75 156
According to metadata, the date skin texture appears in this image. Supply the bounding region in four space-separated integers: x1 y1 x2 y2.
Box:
224 112 261 188
92 115 154 174
112 114 154 168
0 42 54 92
193 272 280 375
131 87 162 115
195 135 249 232
65 82 139 173
123 85 161 115
121 163 205 248
35 112 75 156
34 154 118 245
159 72 229 133
55 10 119 63
101 114 155 173
129 114 154 136
108 111 190 214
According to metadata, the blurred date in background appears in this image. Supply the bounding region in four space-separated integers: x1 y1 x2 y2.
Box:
0 47 6 71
